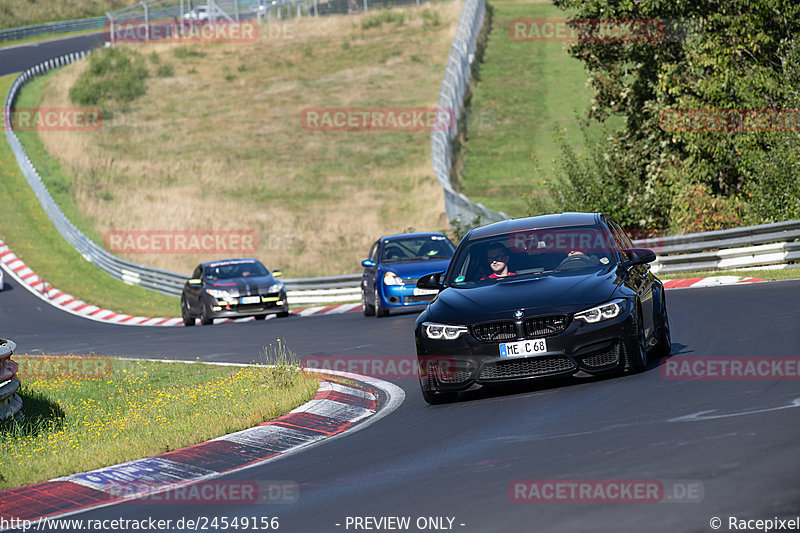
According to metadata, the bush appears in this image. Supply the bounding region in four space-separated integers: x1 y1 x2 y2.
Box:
421 9 440 27
528 125 674 233
669 183 745 234
361 9 405 30
69 48 148 106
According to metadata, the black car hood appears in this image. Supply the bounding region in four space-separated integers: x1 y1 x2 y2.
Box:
429 268 621 323
207 275 279 296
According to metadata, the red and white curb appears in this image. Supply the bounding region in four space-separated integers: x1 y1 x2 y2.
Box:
0 368 405 524
0 239 361 326
662 275 763 290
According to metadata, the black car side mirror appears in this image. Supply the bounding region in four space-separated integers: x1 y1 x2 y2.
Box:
187 278 202 287
417 271 446 291
622 248 657 267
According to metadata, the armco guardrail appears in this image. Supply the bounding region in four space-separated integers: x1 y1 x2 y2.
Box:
430 0 509 226
3 52 363 300
632 220 800 274
0 339 22 421
0 17 106 44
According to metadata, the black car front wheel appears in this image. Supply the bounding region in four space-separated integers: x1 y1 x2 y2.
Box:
200 302 214 325
181 295 195 326
652 286 671 359
624 303 647 373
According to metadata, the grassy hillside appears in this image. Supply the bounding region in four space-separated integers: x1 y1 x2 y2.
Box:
0 74 180 316
458 0 611 217
25 4 459 278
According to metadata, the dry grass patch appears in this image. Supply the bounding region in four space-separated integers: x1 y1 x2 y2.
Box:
34 3 459 278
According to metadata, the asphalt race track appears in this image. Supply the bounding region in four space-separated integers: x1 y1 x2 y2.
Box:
3 271 800 532
0 34 105 77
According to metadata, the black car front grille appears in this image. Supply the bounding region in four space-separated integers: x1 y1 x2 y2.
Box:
580 342 621 369
427 361 473 384
472 321 517 342
479 356 575 380
523 315 569 337
436 369 473 384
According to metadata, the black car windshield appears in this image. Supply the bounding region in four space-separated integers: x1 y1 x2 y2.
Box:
446 225 617 287
204 260 269 280
381 235 455 263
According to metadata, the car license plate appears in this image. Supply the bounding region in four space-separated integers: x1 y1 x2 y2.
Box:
499 339 547 358
240 296 260 304
413 288 439 296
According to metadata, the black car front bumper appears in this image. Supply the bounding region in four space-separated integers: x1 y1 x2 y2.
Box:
204 292 288 319
415 306 637 393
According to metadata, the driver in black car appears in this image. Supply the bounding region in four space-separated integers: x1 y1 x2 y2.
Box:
482 244 516 279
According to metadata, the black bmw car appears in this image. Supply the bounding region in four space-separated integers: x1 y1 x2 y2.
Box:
414 213 670 404
181 258 289 325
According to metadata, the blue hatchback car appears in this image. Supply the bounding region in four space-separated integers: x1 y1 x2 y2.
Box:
361 232 456 317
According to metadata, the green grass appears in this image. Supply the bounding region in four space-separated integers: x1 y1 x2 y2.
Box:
0 350 319 490
13 72 109 246
0 74 180 317
660 267 800 282
459 0 615 217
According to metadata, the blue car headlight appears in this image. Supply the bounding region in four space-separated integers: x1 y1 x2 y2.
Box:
574 298 626 323
383 271 404 286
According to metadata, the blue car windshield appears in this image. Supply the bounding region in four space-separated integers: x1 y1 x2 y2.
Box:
447 226 616 287
205 260 268 280
382 235 455 263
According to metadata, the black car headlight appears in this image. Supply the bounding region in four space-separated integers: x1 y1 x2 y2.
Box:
206 288 235 302
268 283 284 293
574 298 626 323
422 322 469 340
